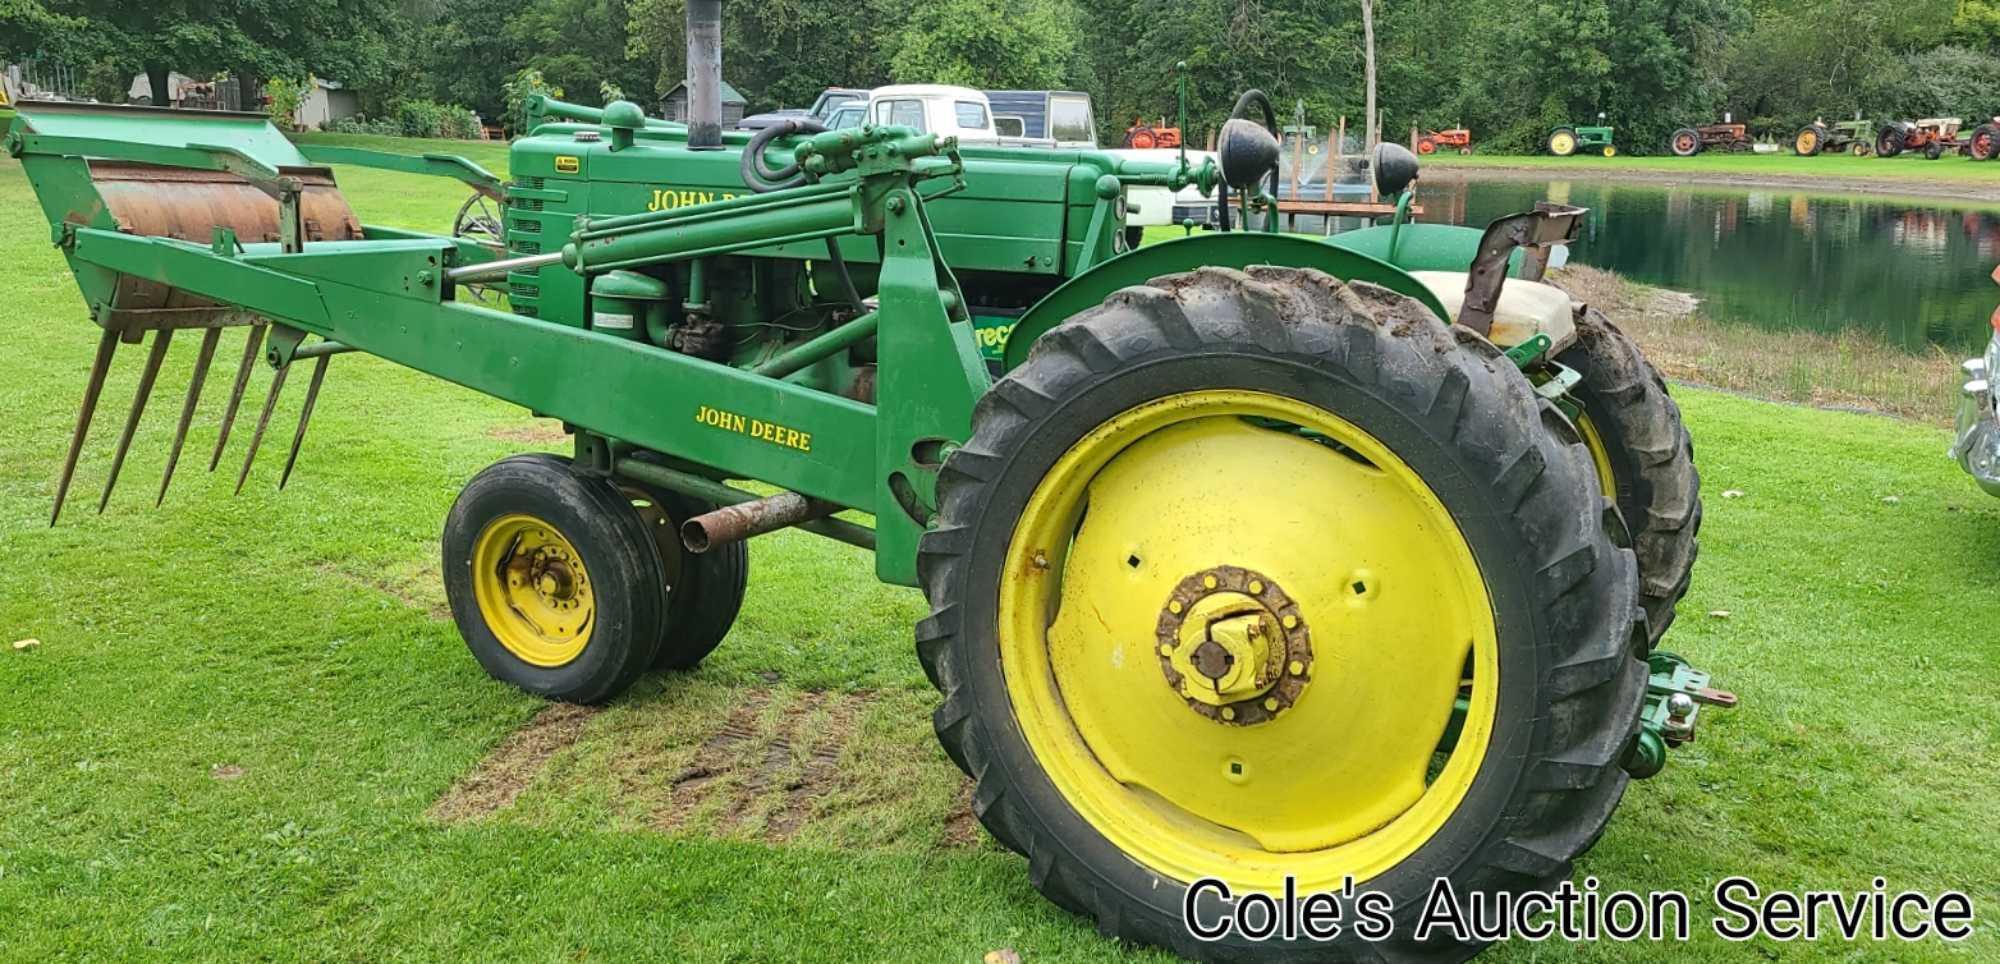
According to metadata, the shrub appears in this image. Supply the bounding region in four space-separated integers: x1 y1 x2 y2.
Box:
387 99 484 139
503 68 563 137
264 76 309 131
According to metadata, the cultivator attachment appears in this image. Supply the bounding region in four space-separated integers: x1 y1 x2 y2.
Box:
47 318 339 523
9 101 368 522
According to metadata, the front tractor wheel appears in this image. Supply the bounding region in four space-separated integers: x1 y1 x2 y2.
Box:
443 454 666 703
1555 309 1702 647
919 267 1647 960
620 475 750 670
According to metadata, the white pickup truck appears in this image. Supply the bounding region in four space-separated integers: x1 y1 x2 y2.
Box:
865 85 1006 145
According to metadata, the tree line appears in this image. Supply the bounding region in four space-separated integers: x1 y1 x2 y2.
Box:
5 0 1999 153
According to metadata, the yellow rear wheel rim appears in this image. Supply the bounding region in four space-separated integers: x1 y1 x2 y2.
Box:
1575 412 1618 499
472 513 596 667
1552 132 1575 154
1797 131 1817 154
998 390 1498 892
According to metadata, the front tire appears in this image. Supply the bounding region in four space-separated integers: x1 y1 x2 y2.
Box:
1555 309 1701 647
443 453 666 703
919 267 1646 960
620 475 749 670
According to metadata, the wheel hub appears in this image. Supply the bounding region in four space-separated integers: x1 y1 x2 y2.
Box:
473 515 596 667
1157 567 1311 722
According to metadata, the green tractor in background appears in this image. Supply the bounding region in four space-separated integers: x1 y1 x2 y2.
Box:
1549 113 1617 156
1794 117 1874 156
5 4 1721 955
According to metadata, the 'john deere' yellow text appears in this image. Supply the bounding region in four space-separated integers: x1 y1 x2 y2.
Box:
695 405 812 452
649 188 740 211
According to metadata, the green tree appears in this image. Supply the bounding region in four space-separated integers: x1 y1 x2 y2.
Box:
888 0 1083 88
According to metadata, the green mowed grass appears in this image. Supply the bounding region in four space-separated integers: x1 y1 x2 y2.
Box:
1428 147 2000 187
1 140 1997 961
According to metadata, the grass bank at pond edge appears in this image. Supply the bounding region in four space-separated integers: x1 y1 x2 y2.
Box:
1426 151 2000 204
1554 265 1964 426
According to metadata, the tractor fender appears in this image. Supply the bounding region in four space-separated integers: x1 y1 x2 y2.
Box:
1000 232 1449 371
1323 222 1529 276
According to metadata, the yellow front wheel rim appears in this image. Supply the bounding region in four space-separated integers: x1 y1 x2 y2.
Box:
999 390 1498 892
471 513 596 667
1575 412 1619 499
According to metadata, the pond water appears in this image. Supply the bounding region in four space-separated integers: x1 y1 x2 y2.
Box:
1411 176 2000 353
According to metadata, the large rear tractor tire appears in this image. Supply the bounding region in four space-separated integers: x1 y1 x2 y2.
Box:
620 471 750 671
1548 127 1578 156
1794 125 1824 156
1670 128 1701 157
444 453 666 703
919 267 1647 960
1876 127 1905 158
1555 309 1701 648
1971 125 1999 161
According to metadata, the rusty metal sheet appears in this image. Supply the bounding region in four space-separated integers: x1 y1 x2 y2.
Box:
86 160 363 315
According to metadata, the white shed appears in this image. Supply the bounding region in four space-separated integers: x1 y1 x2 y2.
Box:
295 79 360 129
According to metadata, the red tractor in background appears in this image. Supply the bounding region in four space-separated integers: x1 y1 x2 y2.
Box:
1415 127 1472 155
1668 119 1756 156
1122 117 1183 149
1876 118 2000 160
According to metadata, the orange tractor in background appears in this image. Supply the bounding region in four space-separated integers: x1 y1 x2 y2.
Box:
1122 117 1183 149
1415 127 1472 155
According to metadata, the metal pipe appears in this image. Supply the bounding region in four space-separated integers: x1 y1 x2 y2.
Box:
751 311 879 379
686 0 724 150
612 457 875 550
291 340 355 360
680 491 838 552
447 251 561 285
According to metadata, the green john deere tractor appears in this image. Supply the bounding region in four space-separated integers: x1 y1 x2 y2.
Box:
5 4 1721 958
1795 118 1874 156
1549 114 1617 157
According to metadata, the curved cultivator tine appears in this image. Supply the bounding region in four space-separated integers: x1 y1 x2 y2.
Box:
279 355 330 491
235 362 290 495
210 324 268 473
156 327 223 507
50 327 121 526
97 329 174 514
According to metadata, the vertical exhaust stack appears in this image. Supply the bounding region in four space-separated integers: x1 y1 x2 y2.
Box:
686 0 724 150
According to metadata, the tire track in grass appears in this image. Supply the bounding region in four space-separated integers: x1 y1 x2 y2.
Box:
428 702 601 822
